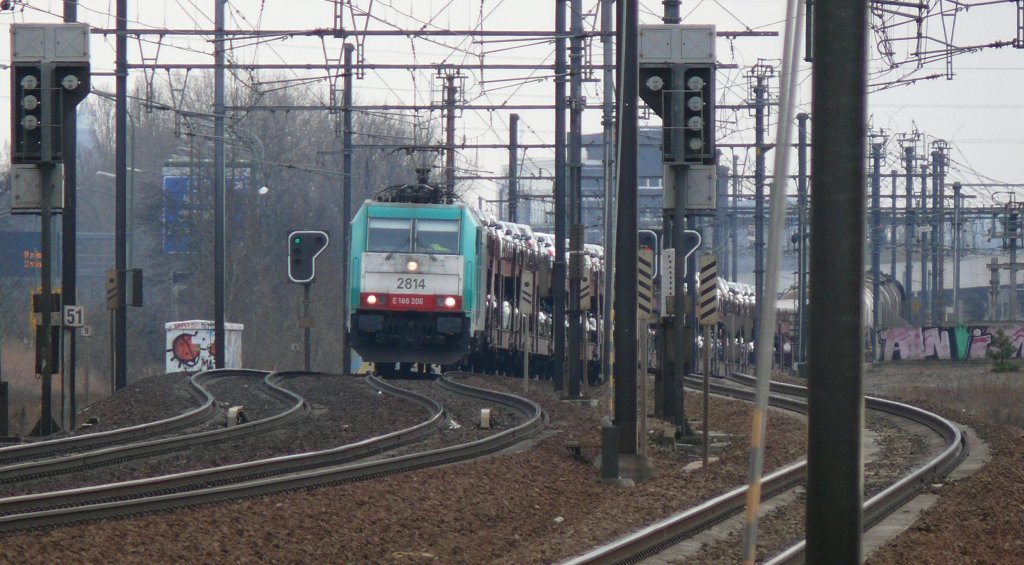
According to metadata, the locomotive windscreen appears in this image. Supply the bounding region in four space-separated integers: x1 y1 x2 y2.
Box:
414 219 460 254
367 218 412 252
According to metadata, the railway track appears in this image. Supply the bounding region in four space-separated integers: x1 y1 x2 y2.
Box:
561 373 967 564
0 369 252 467
0 369 305 486
0 372 543 533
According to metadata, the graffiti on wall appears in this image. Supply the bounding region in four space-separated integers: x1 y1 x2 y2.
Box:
878 326 1024 361
164 320 243 373
166 330 217 372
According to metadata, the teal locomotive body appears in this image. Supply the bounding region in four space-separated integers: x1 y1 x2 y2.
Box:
348 200 485 366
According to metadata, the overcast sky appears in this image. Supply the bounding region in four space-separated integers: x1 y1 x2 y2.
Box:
3 0 1023 207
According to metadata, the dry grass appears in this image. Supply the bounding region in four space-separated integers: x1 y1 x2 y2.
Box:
2 341 41 436
2 340 114 436
864 361 1024 429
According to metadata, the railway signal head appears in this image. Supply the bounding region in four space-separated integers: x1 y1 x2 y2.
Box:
10 38 90 163
12 64 44 162
680 64 714 165
288 230 330 283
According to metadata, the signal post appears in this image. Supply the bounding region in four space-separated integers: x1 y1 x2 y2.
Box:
288 230 330 371
606 19 717 482
637 25 717 433
9 24 90 435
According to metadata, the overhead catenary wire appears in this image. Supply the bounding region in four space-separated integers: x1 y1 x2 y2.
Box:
10 2 1019 248
5 2 791 188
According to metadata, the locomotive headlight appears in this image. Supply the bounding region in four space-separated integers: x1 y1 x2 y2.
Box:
366 294 378 306
444 296 456 308
406 260 420 272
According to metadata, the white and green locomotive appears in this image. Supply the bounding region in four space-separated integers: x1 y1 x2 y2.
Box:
348 177 605 379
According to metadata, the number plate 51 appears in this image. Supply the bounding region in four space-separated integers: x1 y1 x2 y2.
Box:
63 305 85 328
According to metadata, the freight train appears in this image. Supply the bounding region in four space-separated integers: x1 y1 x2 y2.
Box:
346 173 906 377
775 274 907 336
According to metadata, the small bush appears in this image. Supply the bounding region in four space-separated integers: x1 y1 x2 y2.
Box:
986 329 1021 373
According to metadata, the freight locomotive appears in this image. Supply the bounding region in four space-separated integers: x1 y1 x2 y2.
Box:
347 173 604 379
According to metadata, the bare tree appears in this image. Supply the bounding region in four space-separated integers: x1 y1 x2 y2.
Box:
77 72 433 375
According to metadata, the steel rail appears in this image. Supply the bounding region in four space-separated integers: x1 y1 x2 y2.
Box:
0 371 303 484
560 378 807 565
564 463 807 565
562 373 966 564
0 374 542 532
0 374 442 517
719 373 967 565
0 369 258 466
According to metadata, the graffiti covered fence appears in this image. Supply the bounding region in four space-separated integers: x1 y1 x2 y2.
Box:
878 325 1024 361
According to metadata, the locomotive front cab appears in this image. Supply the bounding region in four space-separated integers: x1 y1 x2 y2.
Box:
349 203 478 365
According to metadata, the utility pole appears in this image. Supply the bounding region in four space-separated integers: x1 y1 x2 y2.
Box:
600 0 615 386
715 167 728 280
341 43 354 374
444 73 458 193
672 191 689 418
553 1 567 392
806 0 868 557
920 162 929 325
1011 202 1019 321
731 153 739 283
930 150 940 324
953 182 962 323
655 1 681 419
612 0 642 468
870 143 881 360
751 64 772 351
566 0 585 397
890 169 898 281
39 78 55 435
61 0 79 430
903 146 915 323
932 145 946 323
508 113 519 223
796 113 809 365
115 0 129 387
214 0 226 369
990 257 1001 320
